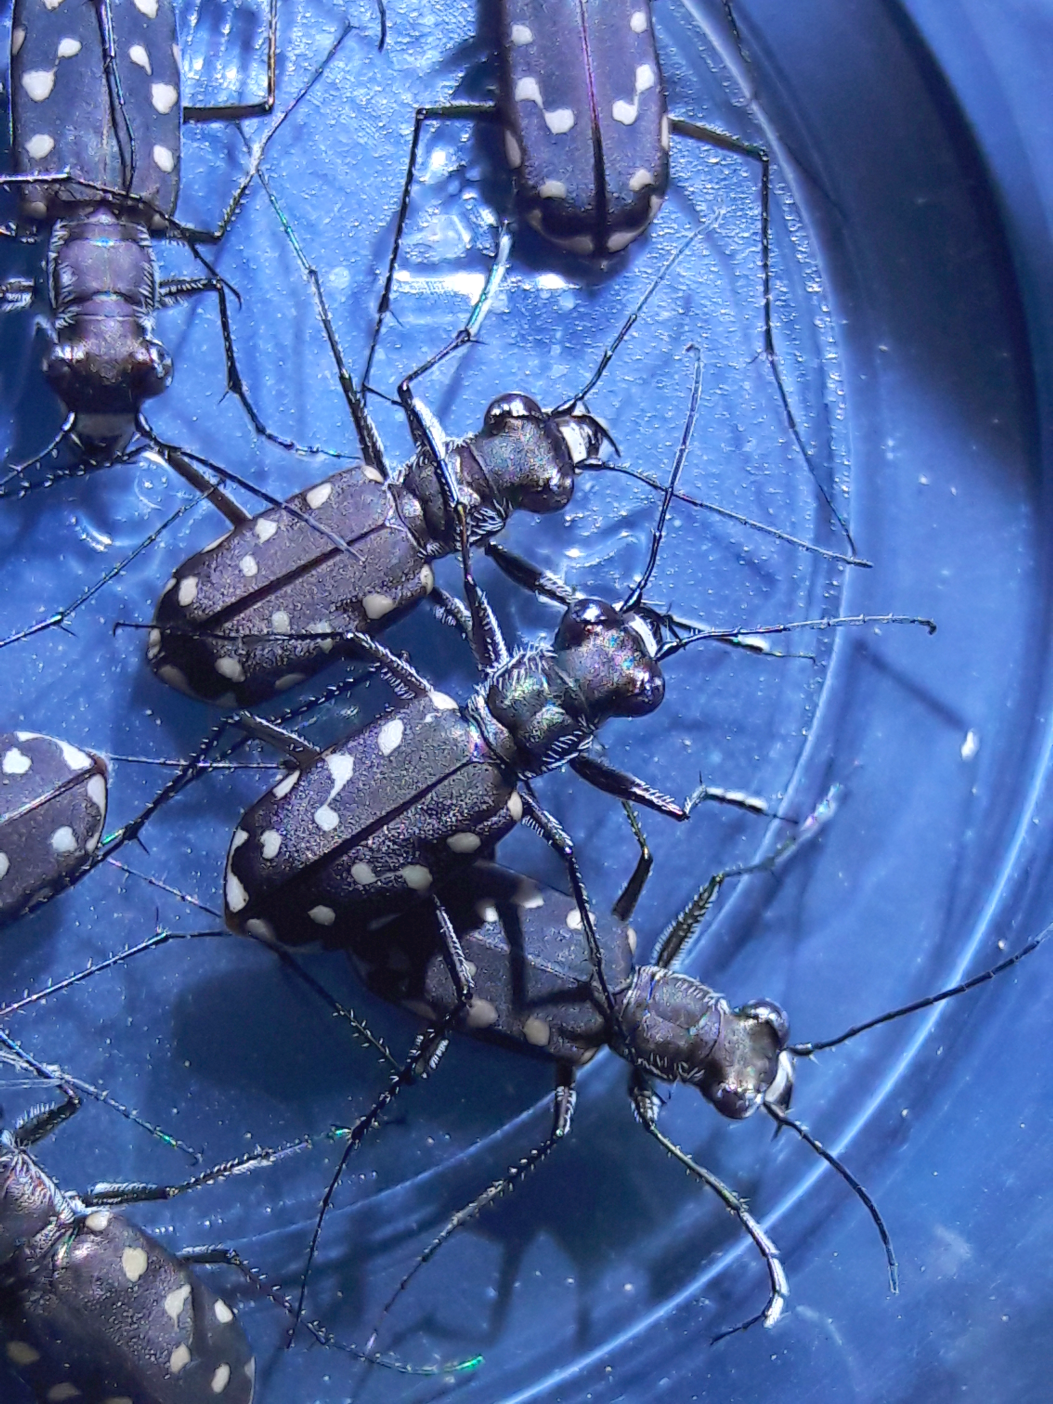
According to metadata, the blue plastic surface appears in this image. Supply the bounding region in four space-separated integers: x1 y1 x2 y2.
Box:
0 0 1051 1400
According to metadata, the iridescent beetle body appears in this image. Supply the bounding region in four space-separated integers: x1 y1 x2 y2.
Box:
498 0 669 256
148 394 599 707
0 1122 255 1404
0 730 108 927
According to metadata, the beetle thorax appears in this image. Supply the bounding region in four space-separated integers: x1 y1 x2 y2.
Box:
478 648 593 774
615 967 791 1120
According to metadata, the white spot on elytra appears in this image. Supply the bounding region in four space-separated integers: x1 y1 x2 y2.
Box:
46 1385 81 1401
661 113 670 150
23 70 56 102
612 63 656 126
50 826 77 855
511 22 533 44
465 998 498 1029
362 465 384 483
128 43 151 72
627 926 638 954
86 774 106 812
158 664 192 695
504 128 522 169
152 143 175 173
204 530 232 552
215 656 246 682
629 167 656 192
56 740 91 771
305 481 332 509
6 1342 40 1366
351 862 376 884
447 832 481 853
151 82 178 114
178 575 198 606
2 748 31 775
225 835 249 913
377 718 404 756
313 752 354 831
122 1246 149 1282
566 907 583 930
85 1211 111 1232
362 592 396 620
56 37 81 58
274 673 307 691
211 1363 231 1394
239 554 258 577
147 627 162 659
214 1299 234 1324
271 769 300 800
420 563 434 591
11 27 25 55
26 134 56 160
429 691 458 710
0 854 9 882
260 830 281 860
515 879 544 909
255 517 278 543
170 1344 192 1373
539 179 567 199
514 76 575 134
164 1283 192 1322
476 901 499 925
308 905 336 926
270 609 290 633
400 864 432 891
245 918 275 940
507 791 523 822
133 0 159 16
524 1016 551 1046
631 8 648 31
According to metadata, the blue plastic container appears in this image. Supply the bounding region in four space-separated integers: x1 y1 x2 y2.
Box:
0 1 1050 1399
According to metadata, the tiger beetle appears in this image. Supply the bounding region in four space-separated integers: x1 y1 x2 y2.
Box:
0 1082 305 1404
0 729 107 927
0 0 291 483
323 837 1050 1352
144 204 867 709
360 0 847 542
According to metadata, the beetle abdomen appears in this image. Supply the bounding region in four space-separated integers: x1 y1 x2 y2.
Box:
150 468 434 706
12 0 182 221
225 695 522 947
0 731 107 926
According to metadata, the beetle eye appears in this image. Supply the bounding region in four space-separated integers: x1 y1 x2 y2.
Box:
554 597 617 649
484 393 543 432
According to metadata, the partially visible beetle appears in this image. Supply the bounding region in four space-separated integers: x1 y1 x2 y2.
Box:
0 729 107 927
0 1090 298 1404
0 0 278 474
328 843 1048 1351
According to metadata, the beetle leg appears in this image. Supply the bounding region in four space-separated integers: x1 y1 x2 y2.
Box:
629 1070 788 1337
363 100 502 390
570 752 688 820
365 1063 577 1354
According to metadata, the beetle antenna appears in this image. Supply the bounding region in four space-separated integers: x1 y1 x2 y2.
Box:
763 1101 897 1291
554 225 709 412
621 345 702 613
579 460 871 568
789 926 1052 1057
655 612 936 662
